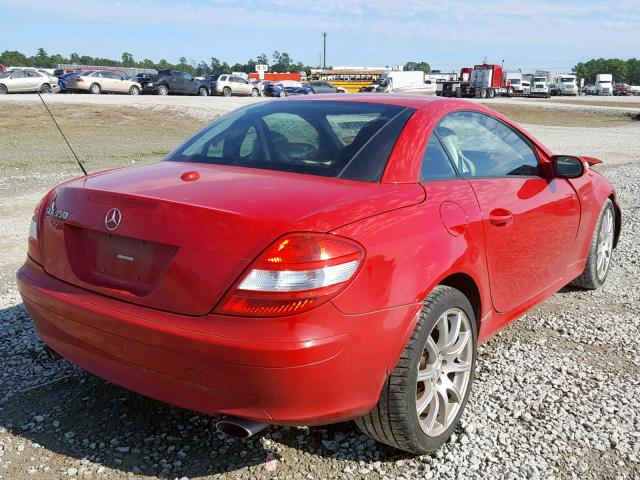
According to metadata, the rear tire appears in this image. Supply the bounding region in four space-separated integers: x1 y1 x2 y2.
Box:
89 83 101 94
129 85 140 95
479 88 487 99
223 87 232 97
279 89 286 98
487 88 495 98
356 286 477 454
250 88 259 97
40 83 52 93
571 199 615 289
0 84 6 94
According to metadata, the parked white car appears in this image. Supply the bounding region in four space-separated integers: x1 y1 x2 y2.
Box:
66 70 142 95
213 75 260 97
0 69 59 94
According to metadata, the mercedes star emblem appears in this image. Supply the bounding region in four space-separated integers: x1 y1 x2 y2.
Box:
104 208 122 231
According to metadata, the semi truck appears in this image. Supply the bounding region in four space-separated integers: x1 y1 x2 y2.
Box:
549 74 579 96
376 71 436 95
504 72 530 94
596 74 613 95
530 72 550 94
440 63 549 99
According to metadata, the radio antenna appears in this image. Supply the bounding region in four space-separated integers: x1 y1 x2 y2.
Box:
37 92 88 176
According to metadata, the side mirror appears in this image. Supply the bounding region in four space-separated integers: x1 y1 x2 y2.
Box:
552 155 586 179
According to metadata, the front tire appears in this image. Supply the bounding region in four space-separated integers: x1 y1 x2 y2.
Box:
356 286 477 454
198 87 208 96
89 83 101 94
571 199 615 289
157 84 169 96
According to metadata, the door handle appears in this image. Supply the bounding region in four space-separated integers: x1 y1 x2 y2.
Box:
489 209 513 227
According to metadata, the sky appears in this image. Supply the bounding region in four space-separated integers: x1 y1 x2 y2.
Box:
1 0 639 73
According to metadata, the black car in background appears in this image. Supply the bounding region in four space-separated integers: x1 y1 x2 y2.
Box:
139 70 210 96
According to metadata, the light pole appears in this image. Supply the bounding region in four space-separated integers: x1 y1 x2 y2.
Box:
322 32 327 69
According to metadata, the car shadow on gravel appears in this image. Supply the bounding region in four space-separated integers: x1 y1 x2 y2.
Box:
0 304 413 477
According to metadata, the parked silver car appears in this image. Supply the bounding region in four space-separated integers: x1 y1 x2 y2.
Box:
213 75 260 97
66 70 142 95
0 69 59 94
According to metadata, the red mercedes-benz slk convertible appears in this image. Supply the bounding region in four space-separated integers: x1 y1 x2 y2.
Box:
17 95 620 453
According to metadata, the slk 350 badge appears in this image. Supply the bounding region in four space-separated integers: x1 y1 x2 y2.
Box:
45 207 69 220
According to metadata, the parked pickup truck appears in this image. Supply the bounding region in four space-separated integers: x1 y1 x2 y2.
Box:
140 70 210 96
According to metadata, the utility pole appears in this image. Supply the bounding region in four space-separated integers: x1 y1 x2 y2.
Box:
322 32 327 69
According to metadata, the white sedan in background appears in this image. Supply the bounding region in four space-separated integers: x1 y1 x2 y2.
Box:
0 69 59 94
65 70 142 95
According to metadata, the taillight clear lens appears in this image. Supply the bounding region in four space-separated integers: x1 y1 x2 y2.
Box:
215 233 364 317
29 218 38 240
27 200 43 264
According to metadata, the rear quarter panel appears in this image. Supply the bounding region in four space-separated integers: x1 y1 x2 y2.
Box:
568 168 619 262
330 179 491 370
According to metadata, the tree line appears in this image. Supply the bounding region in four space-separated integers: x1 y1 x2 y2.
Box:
0 49 310 76
573 58 640 85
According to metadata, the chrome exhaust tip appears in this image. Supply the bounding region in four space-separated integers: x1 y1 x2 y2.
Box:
215 417 269 439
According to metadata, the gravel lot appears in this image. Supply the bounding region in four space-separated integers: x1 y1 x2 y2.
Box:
0 95 638 480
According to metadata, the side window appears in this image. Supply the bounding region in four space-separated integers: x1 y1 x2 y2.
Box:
12 70 25 78
420 134 458 181
183 73 193 81
436 111 540 177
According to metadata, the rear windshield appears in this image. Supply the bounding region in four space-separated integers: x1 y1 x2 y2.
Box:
166 101 414 181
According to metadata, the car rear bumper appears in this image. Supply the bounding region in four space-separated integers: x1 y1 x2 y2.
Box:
17 257 418 426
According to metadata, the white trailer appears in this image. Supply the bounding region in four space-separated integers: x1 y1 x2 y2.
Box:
596 74 613 95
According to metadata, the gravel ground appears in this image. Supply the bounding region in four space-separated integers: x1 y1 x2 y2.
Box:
0 95 639 480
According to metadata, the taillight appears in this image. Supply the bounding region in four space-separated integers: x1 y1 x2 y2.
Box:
215 233 364 317
27 200 43 264
76 77 84 82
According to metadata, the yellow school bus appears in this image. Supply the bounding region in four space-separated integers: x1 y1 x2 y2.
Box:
308 69 385 93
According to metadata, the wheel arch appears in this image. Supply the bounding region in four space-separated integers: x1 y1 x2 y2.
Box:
609 193 622 248
438 272 482 327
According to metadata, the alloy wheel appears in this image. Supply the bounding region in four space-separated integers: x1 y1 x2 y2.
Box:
416 307 473 437
597 207 614 279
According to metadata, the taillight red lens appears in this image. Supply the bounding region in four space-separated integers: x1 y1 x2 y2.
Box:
215 233 364 317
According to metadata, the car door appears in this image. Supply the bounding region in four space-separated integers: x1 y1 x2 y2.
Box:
109 72 127 92
182 72 196 93
170 71 184 92
101 72 119 92
231 76 246 95
9 70 28 91
435 111 580 313
24 70 43 91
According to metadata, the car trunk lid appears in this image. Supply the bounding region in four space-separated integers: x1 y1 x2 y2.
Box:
38 162 424 316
